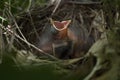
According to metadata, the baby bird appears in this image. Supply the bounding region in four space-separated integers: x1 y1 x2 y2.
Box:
36 18 71 59
37 18 95 59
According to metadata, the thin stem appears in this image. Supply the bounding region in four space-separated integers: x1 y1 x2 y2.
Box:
0 24 58 60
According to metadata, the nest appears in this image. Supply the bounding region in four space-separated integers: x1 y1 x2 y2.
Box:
1 1 120 80
17 1 102 57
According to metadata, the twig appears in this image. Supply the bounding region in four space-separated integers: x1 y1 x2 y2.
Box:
0 24 58 60
51 0 61 15
28 10 40 39
8 9 27 41
67 1 101 5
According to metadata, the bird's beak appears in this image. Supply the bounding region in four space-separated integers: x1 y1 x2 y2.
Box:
50 18 71 31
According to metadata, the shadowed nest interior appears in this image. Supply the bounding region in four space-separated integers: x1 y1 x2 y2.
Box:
17 2 102 59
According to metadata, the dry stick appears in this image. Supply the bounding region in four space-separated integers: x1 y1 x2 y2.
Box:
51 0 61 16
0 24 90 64
8 9 27 41
28 11 40 39
8 9 36 51
5 9 29 50
0 24 58 60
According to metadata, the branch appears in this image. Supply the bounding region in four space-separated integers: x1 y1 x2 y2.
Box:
0 24 58 60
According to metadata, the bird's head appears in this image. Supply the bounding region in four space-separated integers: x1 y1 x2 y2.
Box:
50 18 71 39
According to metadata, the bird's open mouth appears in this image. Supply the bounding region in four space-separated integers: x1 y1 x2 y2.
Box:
50 19 71 31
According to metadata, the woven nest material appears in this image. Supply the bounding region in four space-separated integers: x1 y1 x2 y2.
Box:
1 1 120 80
9 3 120 80
17 2 102 59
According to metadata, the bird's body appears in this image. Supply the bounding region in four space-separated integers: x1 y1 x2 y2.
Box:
36 19 94 59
